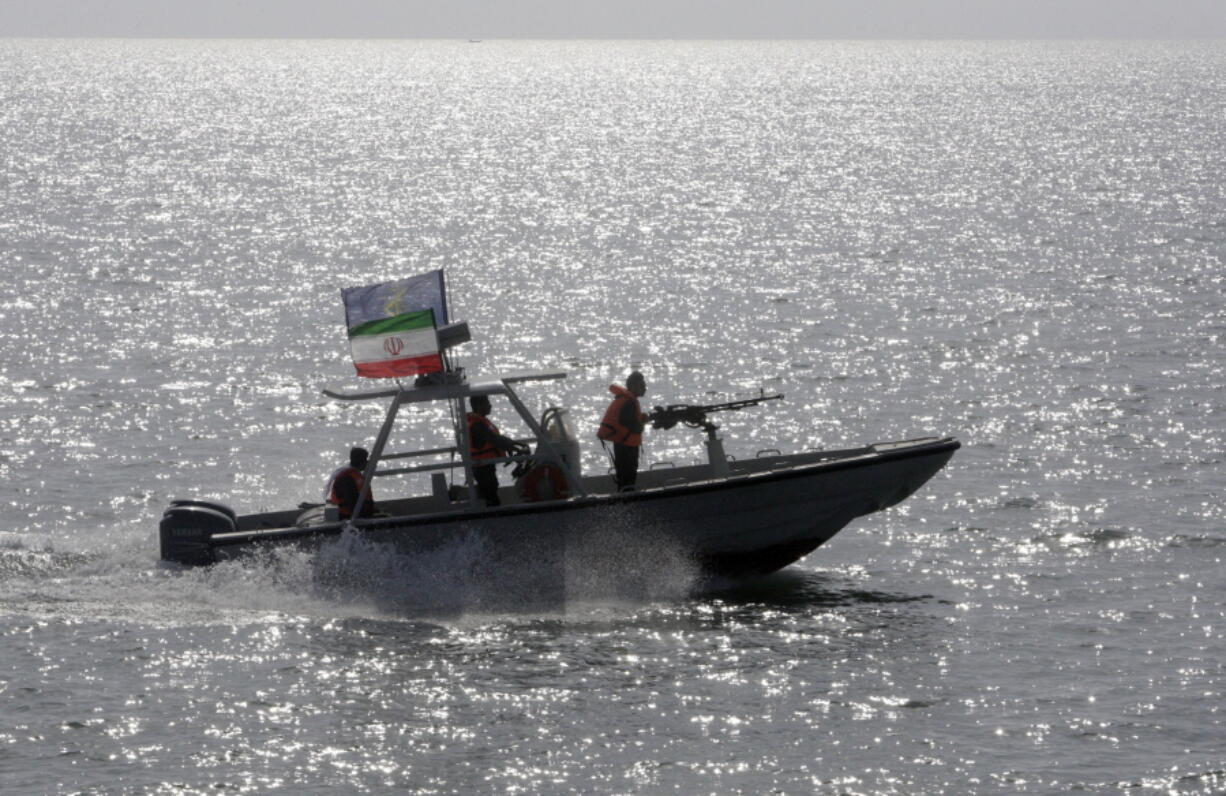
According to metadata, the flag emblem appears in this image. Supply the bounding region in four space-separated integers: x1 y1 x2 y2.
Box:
383 336 405 357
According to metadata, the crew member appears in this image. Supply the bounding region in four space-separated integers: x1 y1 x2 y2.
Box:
325 446 376 519
467 395 529 507
597 371 648 491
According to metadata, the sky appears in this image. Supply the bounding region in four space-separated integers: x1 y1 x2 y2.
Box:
1 0 1225 39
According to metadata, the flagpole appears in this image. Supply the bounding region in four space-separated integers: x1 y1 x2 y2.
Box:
444 268 458 376
443 268 451 324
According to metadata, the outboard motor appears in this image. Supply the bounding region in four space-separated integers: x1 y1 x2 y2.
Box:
160 500 236 566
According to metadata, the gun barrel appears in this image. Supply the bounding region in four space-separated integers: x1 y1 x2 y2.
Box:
649 393 783 430
691 393 784 414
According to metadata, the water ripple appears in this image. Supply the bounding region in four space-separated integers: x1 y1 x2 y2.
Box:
1 39 1224 794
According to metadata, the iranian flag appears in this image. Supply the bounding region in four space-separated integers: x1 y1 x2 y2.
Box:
342 271 448 378
346 307 443 378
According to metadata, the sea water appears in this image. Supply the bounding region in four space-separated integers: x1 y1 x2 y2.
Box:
1 39 1224 793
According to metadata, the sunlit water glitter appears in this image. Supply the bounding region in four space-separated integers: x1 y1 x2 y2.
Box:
1 39 1224 793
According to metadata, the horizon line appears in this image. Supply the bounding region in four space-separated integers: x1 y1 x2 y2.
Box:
5 35 1226 41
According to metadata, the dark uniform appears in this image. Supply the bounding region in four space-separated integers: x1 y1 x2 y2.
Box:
467 396 527 507
598 382 647 491
326 447 375 519
468 410 504 506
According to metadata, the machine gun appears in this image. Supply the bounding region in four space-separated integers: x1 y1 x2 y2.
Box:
649 392 784 434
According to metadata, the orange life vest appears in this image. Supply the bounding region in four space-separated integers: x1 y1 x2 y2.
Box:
467 412 500 460
518 463 571 503
326 466 366 519
597 385 645 447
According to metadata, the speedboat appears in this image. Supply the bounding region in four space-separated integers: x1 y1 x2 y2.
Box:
160 354 959 580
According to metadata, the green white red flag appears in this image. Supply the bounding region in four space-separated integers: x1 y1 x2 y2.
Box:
342 272 447 378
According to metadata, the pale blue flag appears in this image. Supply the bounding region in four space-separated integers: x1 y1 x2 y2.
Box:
341 269 448 332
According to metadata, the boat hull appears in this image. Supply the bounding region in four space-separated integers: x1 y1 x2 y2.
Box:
178 437 959 581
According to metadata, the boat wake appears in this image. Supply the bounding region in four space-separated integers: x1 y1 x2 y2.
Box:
0 520 706 624
308 522 704 615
